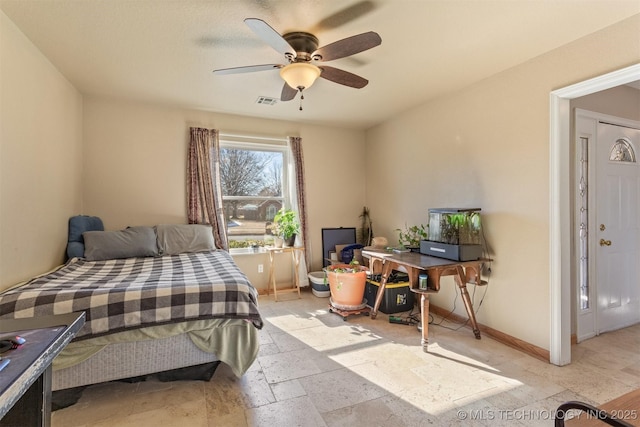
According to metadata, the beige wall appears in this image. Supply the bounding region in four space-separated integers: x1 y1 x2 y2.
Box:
0 11 83 291
364 14 640 350
571 84 640 121
82 97 366 289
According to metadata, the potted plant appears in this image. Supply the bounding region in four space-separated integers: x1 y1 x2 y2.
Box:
325 259 368 307
395 223 428 251
271 208 301 247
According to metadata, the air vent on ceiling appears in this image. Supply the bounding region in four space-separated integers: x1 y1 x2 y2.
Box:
256 96 278 106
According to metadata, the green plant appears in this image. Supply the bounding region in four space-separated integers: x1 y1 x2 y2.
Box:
441 213 471 244
270 208 300 239
440 212 481 244
395 223 428 248
228 239 266 249
326 259 364 274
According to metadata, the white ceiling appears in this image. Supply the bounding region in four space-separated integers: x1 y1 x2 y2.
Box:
1 0 639 130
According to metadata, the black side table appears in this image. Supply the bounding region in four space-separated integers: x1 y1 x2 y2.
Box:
0 312 85 427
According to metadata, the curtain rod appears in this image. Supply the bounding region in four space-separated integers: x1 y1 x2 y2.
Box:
219 132 290 143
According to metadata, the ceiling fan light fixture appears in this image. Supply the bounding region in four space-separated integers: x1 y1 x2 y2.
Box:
280 63 321 91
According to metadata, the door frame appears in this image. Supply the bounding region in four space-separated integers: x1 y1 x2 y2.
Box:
549 63 640 366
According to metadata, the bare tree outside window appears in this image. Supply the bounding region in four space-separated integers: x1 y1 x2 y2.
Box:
220 148 270 218
263 159 283 200
219 144 287 249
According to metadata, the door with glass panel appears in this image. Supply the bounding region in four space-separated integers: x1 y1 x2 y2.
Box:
596 121 640 333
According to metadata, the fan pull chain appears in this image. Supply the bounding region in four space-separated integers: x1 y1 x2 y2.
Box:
298 88 304 111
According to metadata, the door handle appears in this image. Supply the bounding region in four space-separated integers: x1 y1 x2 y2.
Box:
599 239 612 246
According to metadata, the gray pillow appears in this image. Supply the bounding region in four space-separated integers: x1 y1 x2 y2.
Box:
156 224 216 255
83 226 159 261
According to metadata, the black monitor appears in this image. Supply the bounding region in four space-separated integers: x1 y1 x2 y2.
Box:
321 227 356 267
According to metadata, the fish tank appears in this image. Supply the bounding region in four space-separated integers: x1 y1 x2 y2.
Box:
427 208 482 245
421 208 482 260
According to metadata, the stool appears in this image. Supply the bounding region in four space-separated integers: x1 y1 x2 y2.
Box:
266 246 305 301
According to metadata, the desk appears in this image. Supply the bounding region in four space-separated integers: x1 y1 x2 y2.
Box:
0 312 85 426
265 246 305 301
564 388 640 426
363 249 489 351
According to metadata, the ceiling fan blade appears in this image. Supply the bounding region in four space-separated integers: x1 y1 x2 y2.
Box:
310 1 377 32
312 31 381 62
319 66 369 89
244 18 296 58
280 83 297 102
212 64 282 75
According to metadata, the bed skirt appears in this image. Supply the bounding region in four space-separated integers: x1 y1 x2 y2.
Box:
52 318 258 391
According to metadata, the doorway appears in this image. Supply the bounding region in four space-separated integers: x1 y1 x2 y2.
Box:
575 110 640 341
549 63 640 366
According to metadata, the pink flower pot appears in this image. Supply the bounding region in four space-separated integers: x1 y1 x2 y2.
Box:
325 264 368 307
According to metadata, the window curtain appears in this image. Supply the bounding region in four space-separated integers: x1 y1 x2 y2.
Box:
287 136 309 286
187 127 228 250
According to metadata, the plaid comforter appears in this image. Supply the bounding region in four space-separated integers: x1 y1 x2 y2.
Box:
0 251 263 340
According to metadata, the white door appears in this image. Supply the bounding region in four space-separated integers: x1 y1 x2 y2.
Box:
596 122 640 333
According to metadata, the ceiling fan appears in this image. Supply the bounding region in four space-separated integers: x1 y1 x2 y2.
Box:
212 18 382 108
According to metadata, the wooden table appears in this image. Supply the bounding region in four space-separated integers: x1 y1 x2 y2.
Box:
265 246 305 301
363 249 489 351
0 312 85 427
563 389 640 426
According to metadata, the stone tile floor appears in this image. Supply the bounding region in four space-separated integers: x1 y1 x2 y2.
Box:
52 290 640 426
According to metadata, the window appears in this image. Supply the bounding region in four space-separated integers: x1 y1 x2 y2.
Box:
219 135 290 249
609 138 636 162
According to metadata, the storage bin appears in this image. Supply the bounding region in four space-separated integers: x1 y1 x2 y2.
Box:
308 271 330 298
365 279 414 314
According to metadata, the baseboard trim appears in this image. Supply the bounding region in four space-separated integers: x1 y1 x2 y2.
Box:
430 304 550 363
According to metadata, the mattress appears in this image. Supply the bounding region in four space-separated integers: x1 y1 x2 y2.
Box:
52 318 257 390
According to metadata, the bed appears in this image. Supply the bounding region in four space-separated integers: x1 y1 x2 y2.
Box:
0 218 263 392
